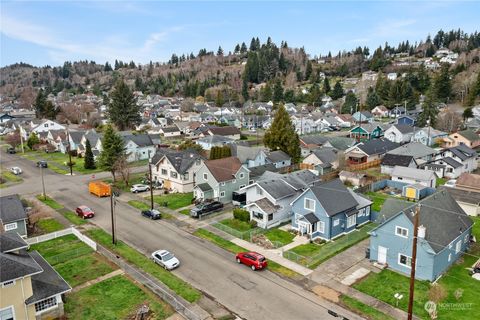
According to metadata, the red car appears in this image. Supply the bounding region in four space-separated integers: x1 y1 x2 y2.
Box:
235 252 268 271
75 205 95 219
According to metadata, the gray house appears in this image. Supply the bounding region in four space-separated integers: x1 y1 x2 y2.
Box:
193 157 250 204
266 150 292 169
369 191 473 281
231 145 268 168
0 194 28 237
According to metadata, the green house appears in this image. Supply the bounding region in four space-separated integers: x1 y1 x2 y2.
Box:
349 123 384 142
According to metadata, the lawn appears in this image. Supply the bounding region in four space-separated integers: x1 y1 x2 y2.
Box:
364 191 391 212
86 228 201 303
179 209 190 215
105 172 147 192
36 194 64 209
194 228 300 279
65 275 173 320
263 229 295 247
436 177 448 186
37 218 65 233
20 150 103 175
218 218 255 232
128 200 151 211
286 223 376 269
1 171 23 182
30 234 93 264
150 192 193 210
60 209 88 225
340 295 395 320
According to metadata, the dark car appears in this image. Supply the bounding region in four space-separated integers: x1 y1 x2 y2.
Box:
141 209 161 220
190 201 223 218
36 160 48 168
7 147 16 154
236 252 268 271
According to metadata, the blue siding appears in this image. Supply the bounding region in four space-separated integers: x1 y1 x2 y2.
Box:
431 229 472 280
397 117 416 126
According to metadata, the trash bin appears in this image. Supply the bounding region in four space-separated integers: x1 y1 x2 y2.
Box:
365 248 370 259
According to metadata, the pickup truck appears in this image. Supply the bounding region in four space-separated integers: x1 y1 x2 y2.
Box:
190 201 223 218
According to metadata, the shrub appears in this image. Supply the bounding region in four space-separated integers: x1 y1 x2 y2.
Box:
249 220 257 228
233 208 250 222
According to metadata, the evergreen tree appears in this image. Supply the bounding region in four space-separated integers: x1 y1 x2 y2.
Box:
84 139 96 169
242 78 249 101
98 124 125 180
308 84 322 106
34 89 47 118
27 132 40 150
330 81 344 100
305 61 313 81
217 46 224 56
433 64 452 102
104 61 113 72
44 101 58 120
273 79 284 103
261 83 273 101
323 76 331 94
466 71 480 106
107 79 141 130
342 92 358 114
240 42 248 54
215 91 224 107
234 44 240 54
284 89 296 103
417 90 439 127
366 87 381 110
249 37 257 51
263 105 301 163
375 72 391 104
463 107 473 121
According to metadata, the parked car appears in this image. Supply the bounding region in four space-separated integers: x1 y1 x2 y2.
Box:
10 167 22 175
235 252 268 271
130 184 150 193
75 205 95 219
190 201 223 218
36 160 48 168
151 250 180 270
249 127 256 132
7 147 16 154
141 209 161 220
444 179 457 188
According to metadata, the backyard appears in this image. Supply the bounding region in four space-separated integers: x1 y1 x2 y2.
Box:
364 191 393 212
150 192 193 210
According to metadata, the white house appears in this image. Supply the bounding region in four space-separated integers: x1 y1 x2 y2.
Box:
391 166 436 188
422 145 478 179
121 134 156 162
371 105 389 118
384 124 418 144
31 120 65 134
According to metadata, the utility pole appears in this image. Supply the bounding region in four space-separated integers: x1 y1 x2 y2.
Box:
41 166 46 200
148 150 154 210
20 127 25 154
407 205 421 320
66 123 73 176
110 188 116 245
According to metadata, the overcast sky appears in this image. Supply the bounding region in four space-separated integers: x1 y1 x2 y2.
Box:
1 0 479 67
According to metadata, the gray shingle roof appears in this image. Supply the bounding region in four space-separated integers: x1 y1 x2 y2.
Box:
300 135 329 146
257 180 297 200
326 137 356 151
309 179 359 216
198 135 234 144
357 139 399 156
122 134 154 147
381 154 415 167
445 145 476 161
230 145 265 163
253 198 280 214
0 249 43 282
0 232 28 253
266 150 291 163
248 164 279 179
311 147 337 165
439 157 463 168
394 124 417 134
457 129 480 142
303 212 320 224
391 166 435 181
69 131 85 144
388 142 436 158
0 194 27 224
25 251 71 304
152 148 202 175
196 183 212 192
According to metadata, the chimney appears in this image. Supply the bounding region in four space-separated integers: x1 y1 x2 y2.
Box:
418 225 426 239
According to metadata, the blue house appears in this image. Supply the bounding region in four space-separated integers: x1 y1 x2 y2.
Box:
369 191 473 282
396 115 417 126
290 179 372 240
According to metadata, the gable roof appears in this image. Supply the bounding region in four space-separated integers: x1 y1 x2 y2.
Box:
266 150 291 163
388 142 437 158
257 179 297 200
310 147 338 165
356 139 399 156
231 145 265 163
307 179 359 216
392 124 417 134
456 173 480 190
440 157 463 168
0 249 43 282
300 135 329 146
391 166 435 181
197 135 234 144
248 163 279 179
152 148 203 174
0 232 28 253
205 157 243 182
381 154 415 167
456 129 480 142
0 194 27 224
444 144 476 160
69 131 85 144
326 137 356 151
207 126 241 136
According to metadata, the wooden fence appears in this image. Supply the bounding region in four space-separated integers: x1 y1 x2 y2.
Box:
347 159 381 171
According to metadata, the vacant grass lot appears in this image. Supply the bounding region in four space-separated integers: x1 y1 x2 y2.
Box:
263 229 295 247
128 200 151 211
86 228 201 303
105 173 147 192
37 218 64 233
65 275 173 320
218 218 255 232
150 192 193 210
20 150 103 174
1 170 23 182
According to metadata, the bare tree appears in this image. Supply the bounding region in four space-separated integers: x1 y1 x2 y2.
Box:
181 97 195 112
436 110 462 133
27 207 50 234
113 154 131 187
5 131 22 148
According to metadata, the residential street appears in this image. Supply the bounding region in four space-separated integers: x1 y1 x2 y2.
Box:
0 150 362 320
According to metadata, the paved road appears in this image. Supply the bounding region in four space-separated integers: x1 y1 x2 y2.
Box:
1 150 362 320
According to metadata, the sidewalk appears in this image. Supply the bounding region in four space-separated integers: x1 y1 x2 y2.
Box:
72 269 124 292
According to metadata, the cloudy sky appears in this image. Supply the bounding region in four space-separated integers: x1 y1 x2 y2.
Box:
1 0 479 67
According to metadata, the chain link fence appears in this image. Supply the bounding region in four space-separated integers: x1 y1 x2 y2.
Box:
214 223 265 241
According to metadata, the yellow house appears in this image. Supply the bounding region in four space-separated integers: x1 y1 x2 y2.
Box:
444 130 480 149
0 233 71 320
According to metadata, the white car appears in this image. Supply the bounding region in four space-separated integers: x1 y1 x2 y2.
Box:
130 184 150 193
10 167 22 175
249 127 256 132
151 250 180 270
444 179 457 188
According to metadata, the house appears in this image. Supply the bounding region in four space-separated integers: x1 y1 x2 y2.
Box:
391 166 436 188
335 114 353 128
193 157 249 204
302 147 338 175
389 106 406 118
243 170 319 229
0 194 28 237
455 173 480 193
121 133 156 162
0 113 15 123
381 154 417 175
384 124 417 144
345 139 399 165
0 233 71 319
371 106 389 118
387 142 437 164
349 123 384 142
422 145 478 178
78 130 102 157
196 135 234 151
158 126 182 137
352 111 374 123
151 148 204 193
339 171 368 186
266 150 292 169
67 130 86 153
411 127 448 146
396 115 417 126
31 120 65 134
205 126 241 140
230 145 268 168
247 164 279 183
369 191 473 281
443 130 480 149
291 179 372 240
438 186 480 216
387 72 398 81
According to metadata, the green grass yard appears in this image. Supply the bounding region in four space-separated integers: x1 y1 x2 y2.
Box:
436 177 448 186
36 195 64 209
340 295 395 320
218 218 255 232
65 275 173 320
364 192 391 212
37 195 87 225
150 192 193 210
179 209 190 215
37 218 65 233
86 228 201 303
263 229 295 247
1 170 23 182
128 200 151 211
19 150 103 174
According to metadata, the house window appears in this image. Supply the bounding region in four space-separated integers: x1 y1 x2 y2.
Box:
464 234 469 244
220 182 225 186
196 159 201 165
256 186 263 196
161 169 167 176
183 173 189 180
34 296 57 313
268 213 273 221
0 306 14 320
333 219 340 227
203 173 208 180
318 221 325 233
170 171 178 179
304 198 315 211
239 185 246 189
448 253 452 262
347 214 356 228
220 191 225 198
253 211 263 220
397 177 403 180
395 226 408 238
239 173 244 179
455 240 462 253
1 280 15 288
398 254 412 268
4 223 17 231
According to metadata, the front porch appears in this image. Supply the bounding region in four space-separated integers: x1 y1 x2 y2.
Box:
347 152 367 165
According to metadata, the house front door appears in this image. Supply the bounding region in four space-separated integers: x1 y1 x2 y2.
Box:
378 246 387 264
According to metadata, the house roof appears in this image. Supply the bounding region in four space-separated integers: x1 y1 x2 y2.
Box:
311 147 338 165
25 251 71 305
248 164 279 179
257 179 297 200
303 212 320 224
69 131 85 144
253 198 280 214
352 122 381 133
0 249 43 282
438 186 480 205
393 124 417 134
230 145 265 163
456 173 480 190
356 139 399 156
381 154 414 167
266 150 291 163
440 157 463 168
162 126 181 133
300 135 329 146
208 126 241 136
444 144 476 161
197 135 234 144
388 142 436 158
122 134 154 147
308 179 359 217
457 129 480 142
0 232 28 253
281 170 319 190
326 137 355 151
152 148 202 175
391 166 435 181
196 183 213 192
0 194 27 224
205 157 242 182
374 190 473 254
